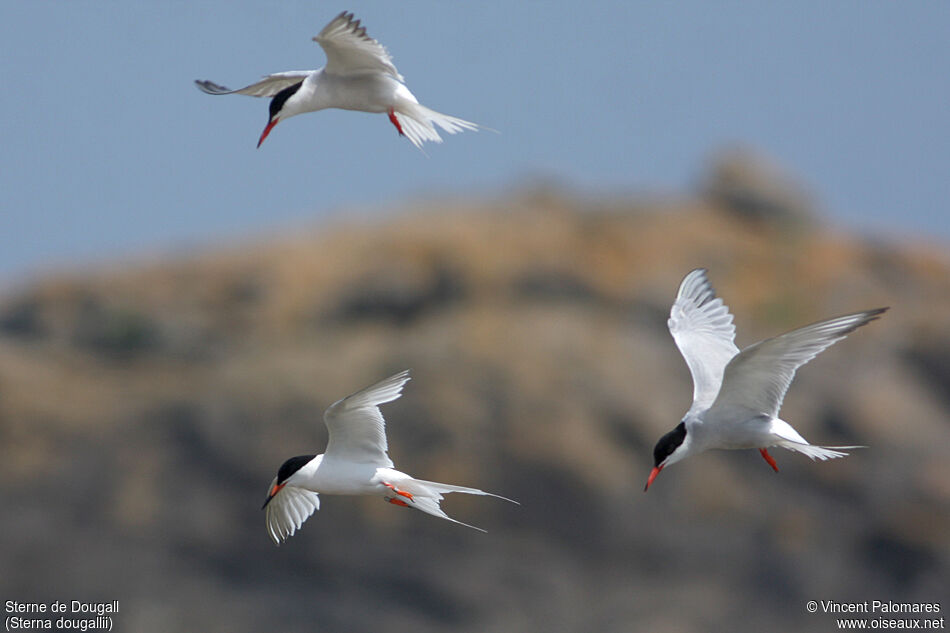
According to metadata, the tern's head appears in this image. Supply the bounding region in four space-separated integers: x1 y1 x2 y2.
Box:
261 454 315 509
644 422 688 492
258 81 304 148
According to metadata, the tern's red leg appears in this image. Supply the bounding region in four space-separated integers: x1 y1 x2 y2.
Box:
388 107 404 136
382 482 414 500
387 497 409 507
759 448 779 472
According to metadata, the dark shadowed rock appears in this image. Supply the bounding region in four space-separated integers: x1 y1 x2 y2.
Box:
702 147 817 229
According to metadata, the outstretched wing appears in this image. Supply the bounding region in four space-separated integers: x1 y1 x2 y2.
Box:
322 370 411 467
668 269 740 412
194 71 311 98
264 480 321 545
709 308 887 421
313 11 402 80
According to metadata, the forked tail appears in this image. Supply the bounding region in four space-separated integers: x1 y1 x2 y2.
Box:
778 441 866 461
771 418 865 462
388 477 518 532
392 105 484 150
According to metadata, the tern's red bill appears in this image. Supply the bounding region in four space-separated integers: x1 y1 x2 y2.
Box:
257 119 279 148
644 466 662 492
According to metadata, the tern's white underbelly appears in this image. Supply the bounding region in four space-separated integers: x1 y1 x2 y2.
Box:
314 72 403 114
306 459 389 495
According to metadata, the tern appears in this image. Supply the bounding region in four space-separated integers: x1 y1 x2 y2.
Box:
262 370 516 544
644 269 887 491
195 11 483 149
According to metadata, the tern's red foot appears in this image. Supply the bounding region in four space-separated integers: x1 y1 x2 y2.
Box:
382 482 414 500
387 497 409 507
388 107 404 136
759 448 779 472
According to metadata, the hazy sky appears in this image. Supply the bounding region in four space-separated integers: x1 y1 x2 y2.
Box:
2 2 947 286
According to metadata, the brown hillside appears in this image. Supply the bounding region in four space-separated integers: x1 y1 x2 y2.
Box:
1 172 948 632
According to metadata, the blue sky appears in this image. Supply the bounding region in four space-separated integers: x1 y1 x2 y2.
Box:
1 2 947 286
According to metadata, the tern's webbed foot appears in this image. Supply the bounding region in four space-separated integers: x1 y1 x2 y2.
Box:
382 481 414 501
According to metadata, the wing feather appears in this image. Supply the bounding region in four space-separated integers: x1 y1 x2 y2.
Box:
194 71 311 98
709 308 887 420
322 370 410 467
313 11 402 80
668 269 740 411
264 482 320 545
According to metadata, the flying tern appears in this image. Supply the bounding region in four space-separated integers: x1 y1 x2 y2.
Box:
195 11 484 149
262 370 516 544
644 269 887 491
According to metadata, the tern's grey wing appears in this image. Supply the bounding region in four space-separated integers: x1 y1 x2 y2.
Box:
668 269 740 412
313 11 402 80
264 480 320 545
194 71 312 97
322 370 410 467
708 308 887 421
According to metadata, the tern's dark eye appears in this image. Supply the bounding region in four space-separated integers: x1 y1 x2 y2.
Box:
652 422 686 467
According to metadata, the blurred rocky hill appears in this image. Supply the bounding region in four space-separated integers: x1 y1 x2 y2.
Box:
1 158 948 632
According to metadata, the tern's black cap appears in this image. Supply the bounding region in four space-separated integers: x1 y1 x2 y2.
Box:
652 422 686 467
269 82 304 119
276 454 315 484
